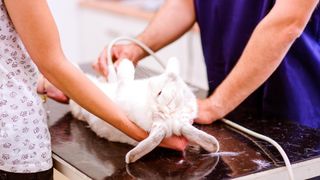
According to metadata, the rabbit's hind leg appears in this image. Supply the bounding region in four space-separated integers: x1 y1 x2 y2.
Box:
125 123 166 163
181 124 220 153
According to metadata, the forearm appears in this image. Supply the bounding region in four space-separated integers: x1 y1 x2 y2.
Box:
208 0 319 118
137 0 195 57
44 58 147 139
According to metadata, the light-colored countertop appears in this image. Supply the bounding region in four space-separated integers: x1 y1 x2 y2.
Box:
78 0 200 32
78 0 155 20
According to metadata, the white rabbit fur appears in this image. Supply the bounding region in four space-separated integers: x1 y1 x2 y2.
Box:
69 57 219 163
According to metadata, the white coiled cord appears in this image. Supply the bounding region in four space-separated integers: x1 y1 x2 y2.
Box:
106 36 294 180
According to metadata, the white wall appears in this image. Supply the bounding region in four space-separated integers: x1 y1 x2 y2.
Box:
47 0 80 63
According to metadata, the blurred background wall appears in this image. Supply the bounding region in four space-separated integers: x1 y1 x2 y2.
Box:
47 0 208 90
48 0 80 61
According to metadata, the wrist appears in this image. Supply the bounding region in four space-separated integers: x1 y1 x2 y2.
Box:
130 43 148 63
135 35 154 59
207 95 227 120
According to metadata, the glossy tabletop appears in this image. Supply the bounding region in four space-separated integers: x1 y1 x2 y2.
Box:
47 65 320 180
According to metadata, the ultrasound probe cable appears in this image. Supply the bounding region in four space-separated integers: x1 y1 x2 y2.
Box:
106 36 294 180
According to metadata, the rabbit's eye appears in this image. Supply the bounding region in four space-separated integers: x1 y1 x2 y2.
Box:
157 91 162 96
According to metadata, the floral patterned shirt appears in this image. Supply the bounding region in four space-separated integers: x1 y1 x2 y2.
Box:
0 1 52 173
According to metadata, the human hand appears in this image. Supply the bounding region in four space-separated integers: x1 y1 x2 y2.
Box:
92 43 147 77
160 135 189 151
37 75 69 104
194 98 222 124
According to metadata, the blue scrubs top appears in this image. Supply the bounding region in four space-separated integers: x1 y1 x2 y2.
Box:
194 0 320 128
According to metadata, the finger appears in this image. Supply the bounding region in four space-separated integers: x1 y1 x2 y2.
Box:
162 135 188 151
44 79 69 104
175 136 189 151
98 48 108 77
36 75 45 94
112 46 119 62
194 117 214 124
114 59 122 68
110 47 122 71
92 51 104 75
92 60 99 73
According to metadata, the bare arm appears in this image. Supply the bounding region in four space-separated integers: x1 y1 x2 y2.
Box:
196 0 319 123
137 0 196 53
4 0 186 150
93 0 195 74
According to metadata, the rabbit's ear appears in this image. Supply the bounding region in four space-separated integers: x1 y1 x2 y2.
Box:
125 123 166 163
165 57 180 75
117 59 135 81
181 124 220 153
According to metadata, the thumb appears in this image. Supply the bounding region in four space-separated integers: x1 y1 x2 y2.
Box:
97 48 108 77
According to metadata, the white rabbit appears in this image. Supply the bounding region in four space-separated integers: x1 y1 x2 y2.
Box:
69 57 219 163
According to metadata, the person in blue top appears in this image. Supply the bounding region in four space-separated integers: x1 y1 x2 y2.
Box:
94 0 320 128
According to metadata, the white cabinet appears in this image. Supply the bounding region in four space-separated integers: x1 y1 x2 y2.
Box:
78 7 208 90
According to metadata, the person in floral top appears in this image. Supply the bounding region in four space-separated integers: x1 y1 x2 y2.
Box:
0 0 187 179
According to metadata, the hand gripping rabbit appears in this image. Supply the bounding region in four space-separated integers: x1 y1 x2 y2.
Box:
69 57 220 163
